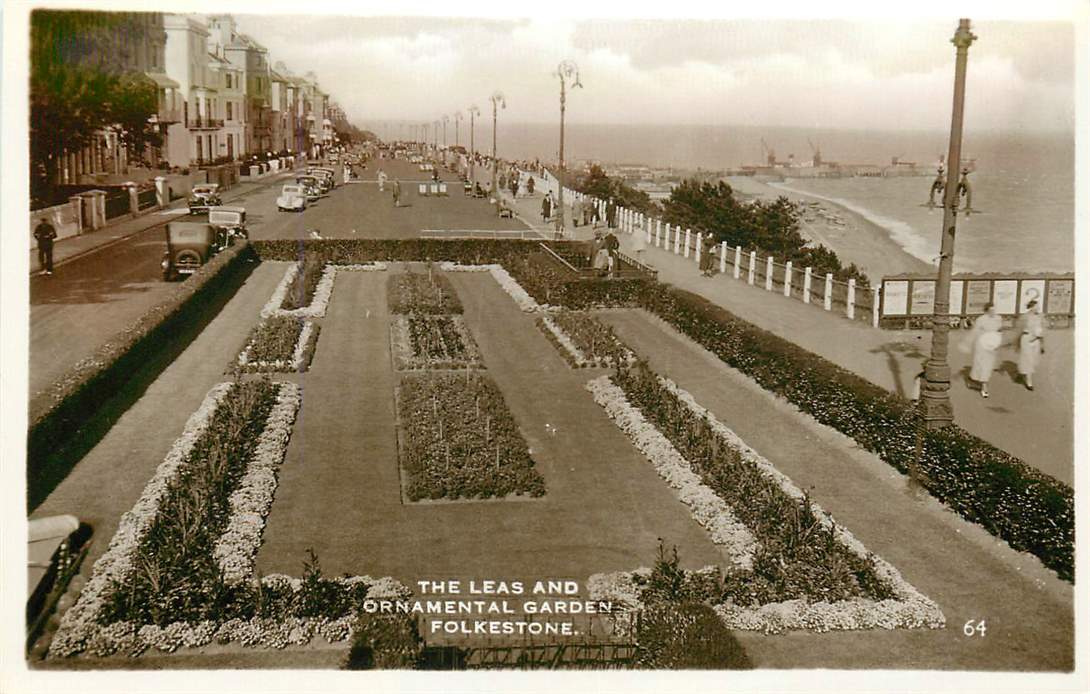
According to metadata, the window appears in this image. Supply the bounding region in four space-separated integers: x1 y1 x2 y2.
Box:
227 101 233 121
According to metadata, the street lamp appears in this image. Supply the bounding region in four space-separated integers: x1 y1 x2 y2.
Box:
555 60 583 238
442 114 449 148
468 104 480 185
917 18 977 430
433 120 439 152
490 91 505 197
453 111 463 147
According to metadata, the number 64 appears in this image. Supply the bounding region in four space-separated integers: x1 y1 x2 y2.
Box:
963 619 987 637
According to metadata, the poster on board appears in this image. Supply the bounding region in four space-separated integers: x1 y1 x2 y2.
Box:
1046 279 1074 315
993 280 1018 314
881 280 909 315
910 280 935 315
1018 279 1046 314
965 280 992 314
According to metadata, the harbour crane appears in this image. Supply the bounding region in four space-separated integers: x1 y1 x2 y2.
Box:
760 138 776 166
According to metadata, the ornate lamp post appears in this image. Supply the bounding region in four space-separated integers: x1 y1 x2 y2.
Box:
490 91 506 196
555 60 583 238
442 114 449 148
453 111 463 147
918 18 977 430
466 103 479 184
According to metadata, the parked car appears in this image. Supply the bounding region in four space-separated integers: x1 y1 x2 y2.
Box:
307 167 336 191
208 205 248 244
277 184 307 212
295 175 323 200
161 222 223 281
188 183 221 214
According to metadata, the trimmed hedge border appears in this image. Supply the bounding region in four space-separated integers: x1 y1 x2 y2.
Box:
636 286 1074 582
28 242 258 510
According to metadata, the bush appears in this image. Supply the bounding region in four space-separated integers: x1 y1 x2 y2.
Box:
387 267 463 315
637 285 1074 581
345 613 422 670
281 258 327 310
635 602 752 669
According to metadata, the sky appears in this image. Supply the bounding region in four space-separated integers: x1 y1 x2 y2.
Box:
231 13 1077 134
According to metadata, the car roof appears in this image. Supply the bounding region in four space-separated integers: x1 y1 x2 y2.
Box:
209 205 245 214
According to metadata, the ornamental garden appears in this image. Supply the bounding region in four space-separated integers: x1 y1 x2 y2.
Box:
30 239 1074 669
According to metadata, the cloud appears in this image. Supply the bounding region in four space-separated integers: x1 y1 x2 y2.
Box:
230 15 1074 133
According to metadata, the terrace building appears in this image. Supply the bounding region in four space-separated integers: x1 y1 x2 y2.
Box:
164 14 225 167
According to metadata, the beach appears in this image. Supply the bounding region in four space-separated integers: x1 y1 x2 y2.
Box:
724 176 936 282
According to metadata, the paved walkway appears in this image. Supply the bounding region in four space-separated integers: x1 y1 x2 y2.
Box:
503 189 1073 484
29 166 304 275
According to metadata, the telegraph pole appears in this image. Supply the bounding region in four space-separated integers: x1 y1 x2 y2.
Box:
918 18 976 429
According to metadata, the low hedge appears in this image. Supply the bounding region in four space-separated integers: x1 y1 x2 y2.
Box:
27 242 258 510
637 286 1074 582
635 602 752 669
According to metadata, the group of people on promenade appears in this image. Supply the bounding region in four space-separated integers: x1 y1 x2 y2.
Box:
962 300 1047 397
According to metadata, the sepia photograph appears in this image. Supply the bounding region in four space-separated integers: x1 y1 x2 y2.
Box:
1 0 1086 691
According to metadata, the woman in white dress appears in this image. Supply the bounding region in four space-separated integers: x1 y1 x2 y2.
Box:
1016 299 1045 390
968 302 1003 398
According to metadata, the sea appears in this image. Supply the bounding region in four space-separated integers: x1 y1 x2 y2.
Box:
492 124 1075 275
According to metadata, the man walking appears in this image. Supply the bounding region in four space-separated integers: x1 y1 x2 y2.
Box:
34 216 57 275
392 179 402 208
378 168 387 191
541 192 553 223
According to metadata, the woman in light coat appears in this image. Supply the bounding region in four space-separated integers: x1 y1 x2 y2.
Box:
1016 299 1045 390
967 302 1003 398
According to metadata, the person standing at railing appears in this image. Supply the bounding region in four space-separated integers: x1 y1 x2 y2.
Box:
699 233 716 277
1016 299 1045 391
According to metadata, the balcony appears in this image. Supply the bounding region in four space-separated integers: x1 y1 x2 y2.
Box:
155 107 183 124
187 117 224 131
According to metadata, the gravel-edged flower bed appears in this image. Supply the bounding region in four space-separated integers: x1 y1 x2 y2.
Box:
390 315 483 371
587 363 945 634
439 262 540 312
47 381 415 658
237 316 319 373
261 262 387 320
538 309 632 368
396 372 545 501
280 257 327 311
388 268 463 315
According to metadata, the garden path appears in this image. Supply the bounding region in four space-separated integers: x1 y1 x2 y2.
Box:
255 267 725 586
602 308 1073 671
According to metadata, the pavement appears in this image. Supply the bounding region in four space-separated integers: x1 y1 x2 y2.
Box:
501 181 1074 484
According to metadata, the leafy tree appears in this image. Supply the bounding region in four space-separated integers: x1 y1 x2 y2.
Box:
29 10 159 202
574 164 659 216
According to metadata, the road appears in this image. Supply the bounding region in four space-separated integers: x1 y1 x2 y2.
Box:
29 157 529 399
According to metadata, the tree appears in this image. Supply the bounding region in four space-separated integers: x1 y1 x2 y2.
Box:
29 11 159 202
574 164 659 216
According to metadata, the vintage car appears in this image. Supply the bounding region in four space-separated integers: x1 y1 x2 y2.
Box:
161 222 223 281
208 205 248 243
295 175 323 200
187 183 221 214
277 184 308 212
307 167 336 191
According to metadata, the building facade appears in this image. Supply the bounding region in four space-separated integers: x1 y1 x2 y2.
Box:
164 14 225 167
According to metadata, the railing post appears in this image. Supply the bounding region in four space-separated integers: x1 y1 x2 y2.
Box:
655 219 662 247
684 229 692 258
645 216 652 244
847 278 856 319
803 267 813 303
719 241 727 274
748 251 756 285
765 256 774 291
872 286 881 327
784 261 793 297
733 246 741 279
694 232 701 264
127 183 140 217
824 273 833 311
154 176 168 208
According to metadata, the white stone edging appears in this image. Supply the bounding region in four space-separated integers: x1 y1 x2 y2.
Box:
586 375 757 570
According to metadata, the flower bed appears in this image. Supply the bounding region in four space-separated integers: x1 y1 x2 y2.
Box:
237 316 318 373
387 269 463 315
638 286 1074 582
280 257 327 311
587 363 945 634
390 315 482 371
48 381 414 658
396 372 545 501
262 262 386 320
537 309 631 368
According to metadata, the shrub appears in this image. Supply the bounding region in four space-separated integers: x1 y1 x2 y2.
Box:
387 267 463 315
345 613 422 670
281 258 327 310
635 602 752 669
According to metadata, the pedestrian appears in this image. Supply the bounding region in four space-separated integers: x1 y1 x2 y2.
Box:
527 176 535 195
510 177 519 200
573 198 585 227
378 168 387 191
1016 299 1045 390
700 237 716 277
541 192 552 223
590 202 600 230
392 179 402 208
34 216 57 275
963 302 1003 398
632 221 647 264
603 230 620 277
606 199 617 229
